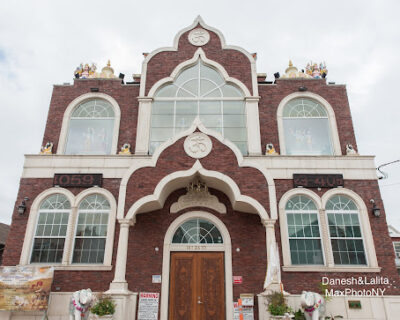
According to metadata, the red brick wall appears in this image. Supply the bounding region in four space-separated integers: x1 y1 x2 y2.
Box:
127 188 266 319
144 24 253 96
124 134 270 215
275 179 400 295
258 79 357 155
42 79 139 153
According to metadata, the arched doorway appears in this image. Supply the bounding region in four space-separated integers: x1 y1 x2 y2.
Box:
160 211 233 320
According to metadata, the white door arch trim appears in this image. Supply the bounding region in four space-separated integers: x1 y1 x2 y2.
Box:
160 211 233 320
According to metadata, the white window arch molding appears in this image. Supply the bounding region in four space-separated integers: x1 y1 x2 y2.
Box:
279 188 380 272
321 188 379 270
57 92 121 155
160 211 233 320
135 48 262 156
20 187 117 271
276 92 342 156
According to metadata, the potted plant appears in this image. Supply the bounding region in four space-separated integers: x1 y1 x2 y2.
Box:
267 292 293 319
90 294 116 319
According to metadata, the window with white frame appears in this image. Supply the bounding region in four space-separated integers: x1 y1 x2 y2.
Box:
282 98 333 155
285 195 324 265
150 60 247 154
72 194 110 264
65 99 115 155
394 242 400 259
31 194 71 263
326 195 367 265
172 218 223 244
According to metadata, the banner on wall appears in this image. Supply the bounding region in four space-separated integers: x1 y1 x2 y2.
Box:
0 266 54 311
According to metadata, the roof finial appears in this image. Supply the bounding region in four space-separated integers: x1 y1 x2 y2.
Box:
289 60 293 67
107 60 111 67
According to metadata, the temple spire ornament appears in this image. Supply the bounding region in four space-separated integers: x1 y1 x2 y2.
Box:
74 60 117 79
281 60 312 79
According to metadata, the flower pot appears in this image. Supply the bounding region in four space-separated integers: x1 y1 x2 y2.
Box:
96 315 113 320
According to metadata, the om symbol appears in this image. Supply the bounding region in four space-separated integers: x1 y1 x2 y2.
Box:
188 28 210 46
184 133 212 158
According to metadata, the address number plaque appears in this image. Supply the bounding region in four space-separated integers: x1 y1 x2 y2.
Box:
53 174 103 188
293 174 343 188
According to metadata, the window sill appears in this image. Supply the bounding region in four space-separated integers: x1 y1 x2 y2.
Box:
22 264 113 271
282 265 381 273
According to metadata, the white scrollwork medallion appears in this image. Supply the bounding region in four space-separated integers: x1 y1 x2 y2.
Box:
188 28 210 46
184 133 212 159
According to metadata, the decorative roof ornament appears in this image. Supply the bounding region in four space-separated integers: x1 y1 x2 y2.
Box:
74 60 117 79
281 60 312 79
305 61 328 79
40 142 53 155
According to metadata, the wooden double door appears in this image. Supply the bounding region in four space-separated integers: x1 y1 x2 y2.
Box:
169 252 225 320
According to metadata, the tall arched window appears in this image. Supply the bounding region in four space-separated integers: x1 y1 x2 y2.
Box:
326 195 366 265
72 194 110 264
65 99 115 155
31 194 71 263
285 195 324 265
150 61 247 154
282 98 333 155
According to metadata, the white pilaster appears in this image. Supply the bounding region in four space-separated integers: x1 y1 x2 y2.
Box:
108 218 134 293
319 208 334 267
134 97 153 155
245 97 262 156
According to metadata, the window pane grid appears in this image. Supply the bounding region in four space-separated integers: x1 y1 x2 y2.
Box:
151 61 246 154
73 195 109 264
31 194 71 264
327 210 366 265
172 219 223 244
286 195 323 265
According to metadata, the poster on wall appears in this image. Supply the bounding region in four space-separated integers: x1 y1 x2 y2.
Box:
137 292 159 320
233 301 254 320
0 266 54 311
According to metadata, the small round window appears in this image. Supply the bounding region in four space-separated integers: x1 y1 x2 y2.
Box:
172 218 223 244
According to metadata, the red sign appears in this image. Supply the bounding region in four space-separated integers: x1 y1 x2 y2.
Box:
233 276 243 284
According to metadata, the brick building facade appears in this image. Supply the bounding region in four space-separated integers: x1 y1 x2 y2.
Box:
2 16 400 319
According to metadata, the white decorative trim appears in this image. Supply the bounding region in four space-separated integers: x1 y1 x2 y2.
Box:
282 266 381 272
276 92 342 156
160 211 233 320
184 132 212 159
56 92 121 155
278 187 379 271
170 184 226 214
20 187 117 269
20 187 75 265
188 28 210 46
321 188 379 268
139 16 258 97
125 160 269 220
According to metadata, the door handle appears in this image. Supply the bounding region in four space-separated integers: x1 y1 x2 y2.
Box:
197 296 203 304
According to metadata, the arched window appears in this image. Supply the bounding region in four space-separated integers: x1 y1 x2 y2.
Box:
31 194 71 263
285 195 324 265
326 195 366 265
282 98 333 155
172 218 223 244
150 61 247 154
72 194 110 264
65 99 115 155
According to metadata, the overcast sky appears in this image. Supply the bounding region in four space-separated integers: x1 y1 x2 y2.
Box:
0 1 399 228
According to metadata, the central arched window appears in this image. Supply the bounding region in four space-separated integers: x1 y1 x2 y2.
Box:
65 99 115 155
285 195 324 265
150 61 247 154
172 218 223 244
282 98 333 155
